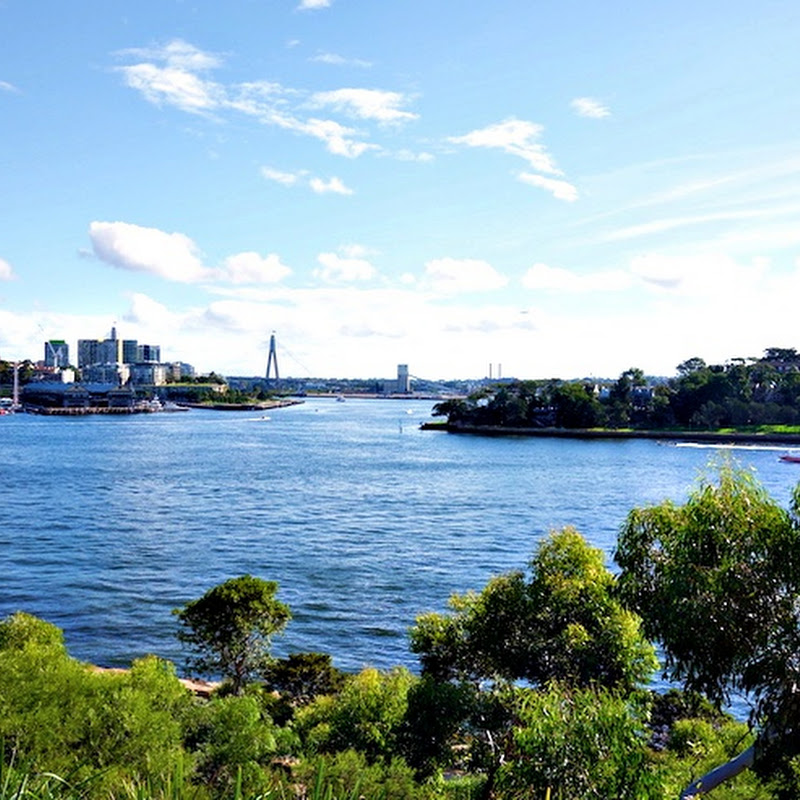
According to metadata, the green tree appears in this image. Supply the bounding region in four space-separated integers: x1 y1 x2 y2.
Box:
262 651 346 705
411 528 656 693
174 575 291 694
495 683 662 799
296 667 416 763
0 613 192 794
615 464 800 794
551 382 605 428
183 694 280 794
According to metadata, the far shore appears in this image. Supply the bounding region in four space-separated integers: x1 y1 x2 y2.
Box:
420 421 800 446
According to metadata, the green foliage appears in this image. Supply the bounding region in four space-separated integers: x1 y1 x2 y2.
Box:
655 713 769 799
292 750 430 800
174 575 291 694
0 615 193 796
616 463 800 794
434 350 800 432
296 667 416 763
616 463 800 710
262 652 346 705
496 683 662 800
0 612 66 653
398 677 474 779
411 528 657 693
183 694 279 795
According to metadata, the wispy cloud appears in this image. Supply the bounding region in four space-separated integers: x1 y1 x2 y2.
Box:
115 39 413 159
571 97 610 118
261 166 353 194
449 117 578 201
449 118 560 173
311 52 372 68
310 88 418 123
518 172 578 202
298 0 331 9
604 206 800 241
0 80 20 94
261 166 305 186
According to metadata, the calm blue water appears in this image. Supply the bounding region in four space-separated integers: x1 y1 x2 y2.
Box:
2 398 798 678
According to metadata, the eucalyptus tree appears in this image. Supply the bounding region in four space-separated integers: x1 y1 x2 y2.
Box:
616 464 800 796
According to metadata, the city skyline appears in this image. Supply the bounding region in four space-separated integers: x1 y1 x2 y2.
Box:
2 2 800 380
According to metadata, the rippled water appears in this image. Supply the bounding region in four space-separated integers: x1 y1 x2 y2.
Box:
2 398 798 675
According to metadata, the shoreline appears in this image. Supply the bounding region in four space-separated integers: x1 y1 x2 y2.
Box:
420 422 800 446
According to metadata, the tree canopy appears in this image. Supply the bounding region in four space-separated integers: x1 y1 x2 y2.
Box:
615 464 800 793
432 347 800 432
411 527 657 693
174 574 291 694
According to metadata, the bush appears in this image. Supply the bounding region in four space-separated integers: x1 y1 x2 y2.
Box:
297 667 417 762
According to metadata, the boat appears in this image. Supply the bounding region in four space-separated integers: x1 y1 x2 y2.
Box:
336 394 346 402
779 453 800 463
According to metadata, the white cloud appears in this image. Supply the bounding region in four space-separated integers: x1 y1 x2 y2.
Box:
310 176 354 195
223 252 292 284
118 64 222 114
115 39 394 159
115 40 224 114
261 166 303 186
297 117 377 158
0 258 15 281
298 0 331 8
123 292 173 328
393 149 435 162
310 88 418 123
0 80 20 94
315 250 375 282
521 262 631 292
424 257 508 294
630 252 766 297
89 221 212 283
571 97 610 118
339 243 376 259
449 118 561 174
311 53 372 68
518 172 579 202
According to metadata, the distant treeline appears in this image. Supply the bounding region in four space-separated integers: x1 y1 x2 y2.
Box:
434 348 800 430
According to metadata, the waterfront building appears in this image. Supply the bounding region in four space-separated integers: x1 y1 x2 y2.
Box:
397 364 411 393
129 363 167 386
82 363 129 385
382 364 412 394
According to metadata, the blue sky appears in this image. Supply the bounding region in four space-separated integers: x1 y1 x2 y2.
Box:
2 0 800 380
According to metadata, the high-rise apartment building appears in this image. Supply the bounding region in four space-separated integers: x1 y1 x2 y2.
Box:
137 344 161 363
78 327 121 368
122 339 139 364
44 340 69 368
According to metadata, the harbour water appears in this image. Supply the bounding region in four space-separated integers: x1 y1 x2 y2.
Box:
2 397 799 676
